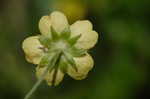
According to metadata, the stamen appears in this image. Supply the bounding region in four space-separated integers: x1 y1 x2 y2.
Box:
38 46 48 52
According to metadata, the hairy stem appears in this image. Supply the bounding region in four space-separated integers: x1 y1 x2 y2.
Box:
24 52 61 99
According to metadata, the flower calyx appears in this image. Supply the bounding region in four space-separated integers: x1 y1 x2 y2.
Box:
38 26 87 85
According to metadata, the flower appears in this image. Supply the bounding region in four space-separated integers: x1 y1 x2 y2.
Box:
22 11 98 86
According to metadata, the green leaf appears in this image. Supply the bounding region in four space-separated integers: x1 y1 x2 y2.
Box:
63 51 78 72
51 26 59 40
68 34 81 46
61 26 71 39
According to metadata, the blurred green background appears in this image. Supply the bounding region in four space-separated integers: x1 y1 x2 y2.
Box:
0 0 150 99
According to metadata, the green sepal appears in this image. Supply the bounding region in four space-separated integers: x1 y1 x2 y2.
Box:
50 51 62 86
39 51 61 69
51 26 59 40
63 51 78 72
51 69 58 86
61 26 71 39
47 47 59 53
47 51 62 72
59 55 68 73
69 47 87 57
39 54 52 67
68 34 81 46
39 35 52 48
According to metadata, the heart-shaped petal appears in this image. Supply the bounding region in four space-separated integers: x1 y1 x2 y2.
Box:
22 36 44 64
71 20 98 49
39 16 51 35
50 11 69 33
67 53 94 80
39 11 69 36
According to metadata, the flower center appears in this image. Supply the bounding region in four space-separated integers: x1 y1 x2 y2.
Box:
38 26 86 77
54 40 68 51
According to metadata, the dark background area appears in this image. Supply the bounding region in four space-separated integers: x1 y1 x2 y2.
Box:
0 0 149 99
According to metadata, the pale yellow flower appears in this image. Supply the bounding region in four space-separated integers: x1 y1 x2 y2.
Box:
22 11 98 86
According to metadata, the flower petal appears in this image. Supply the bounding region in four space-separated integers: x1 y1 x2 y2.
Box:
25 55 42 65
77 31 98 49
39 16 51 35
22 36 44 64
36 66 64 86
71 20 93 35
50 11 69 33
71 20 98 49
67 53 94 80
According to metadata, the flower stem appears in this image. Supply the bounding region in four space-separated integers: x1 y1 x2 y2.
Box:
24 52 61 99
